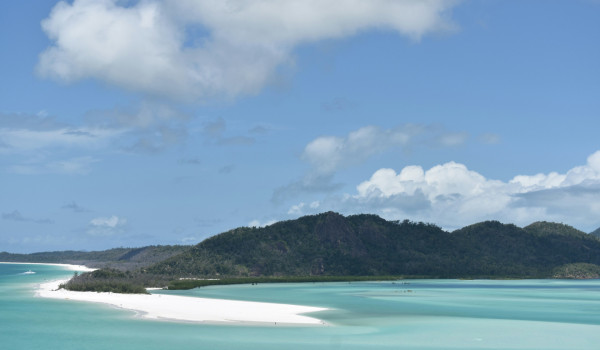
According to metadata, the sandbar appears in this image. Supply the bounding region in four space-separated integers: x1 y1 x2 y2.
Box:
36 279 329 325
2 261 328 325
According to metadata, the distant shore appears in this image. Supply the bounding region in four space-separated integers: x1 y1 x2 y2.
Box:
0 261 96 272
0 262 328 326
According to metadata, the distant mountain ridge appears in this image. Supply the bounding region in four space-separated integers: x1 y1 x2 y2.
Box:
4 213 600 286
0 245 189 270
146 212 600 279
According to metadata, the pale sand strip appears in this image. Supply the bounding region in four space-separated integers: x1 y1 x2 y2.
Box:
36 279 329 325
3 261 328 325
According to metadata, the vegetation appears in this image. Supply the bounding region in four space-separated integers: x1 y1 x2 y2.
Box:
6 212 600 292
590 227 600 240
167 275 407 290
0 245 190 270
61 269 149 294
552 263 600 279
524 221 594 239
146 212 600 284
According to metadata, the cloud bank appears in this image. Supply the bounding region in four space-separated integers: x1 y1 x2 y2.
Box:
289 150 600 231
38 0 459 100
274 124 468 202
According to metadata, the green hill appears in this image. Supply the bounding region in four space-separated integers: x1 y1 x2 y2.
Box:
7 212 600 291
146 212 600 281
0 245 189 270
147 212 455 277
590 227 600 240
552 263 600 279
524 221 590 238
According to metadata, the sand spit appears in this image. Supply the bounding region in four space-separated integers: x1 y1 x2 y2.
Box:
36 278 328 326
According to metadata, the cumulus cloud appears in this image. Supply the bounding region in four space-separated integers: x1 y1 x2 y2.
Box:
288 201 320 215
248 219 277 228
302 124 463 176
38 0 459 100
288 150 600 231
87 215 127 236
2 210 54 224
273 124 468 202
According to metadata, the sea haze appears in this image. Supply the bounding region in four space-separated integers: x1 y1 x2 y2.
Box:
2 263 600 349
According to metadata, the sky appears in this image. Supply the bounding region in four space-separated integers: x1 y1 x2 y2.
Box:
1 0 599 253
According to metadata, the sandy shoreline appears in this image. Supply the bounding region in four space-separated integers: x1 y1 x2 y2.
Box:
1 262 328 325
36 279 329 325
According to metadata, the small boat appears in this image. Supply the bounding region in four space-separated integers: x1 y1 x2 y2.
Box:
23 270 36 275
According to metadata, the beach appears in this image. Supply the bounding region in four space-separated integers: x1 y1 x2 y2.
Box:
22 262 328 325
4 265 600 350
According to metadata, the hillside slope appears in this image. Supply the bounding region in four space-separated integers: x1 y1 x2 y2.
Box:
147 212 600 279
0 245 190 270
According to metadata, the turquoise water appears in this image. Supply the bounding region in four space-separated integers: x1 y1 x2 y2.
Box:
2 264 600 349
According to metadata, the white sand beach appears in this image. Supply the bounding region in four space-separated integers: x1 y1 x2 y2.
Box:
2 261 328 325
36 279 329 325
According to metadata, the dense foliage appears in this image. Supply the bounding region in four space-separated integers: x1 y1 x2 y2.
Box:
146 212 600 281
168 276 404 290
552 263 600 279
590 227 600 240
0 245 190 270
6 212 600 291
61 269 150 294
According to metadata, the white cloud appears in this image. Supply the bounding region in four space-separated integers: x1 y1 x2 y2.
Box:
288 201 321 215
90 215 126 228
303 125 468 176
248 219 276 228
38 0 459 100
289 150 600 231
88 215 127 236
274 124 468 202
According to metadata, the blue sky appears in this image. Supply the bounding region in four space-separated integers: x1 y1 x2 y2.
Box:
1 0 599 253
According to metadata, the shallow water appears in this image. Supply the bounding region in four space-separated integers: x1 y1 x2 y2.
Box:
2 263 599 349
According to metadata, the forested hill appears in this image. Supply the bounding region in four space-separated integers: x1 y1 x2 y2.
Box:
147 212 600 279
5 212 600 286
590 227 600 240
0 245 189 270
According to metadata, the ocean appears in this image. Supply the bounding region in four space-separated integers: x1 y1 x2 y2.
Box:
1 263 600 349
